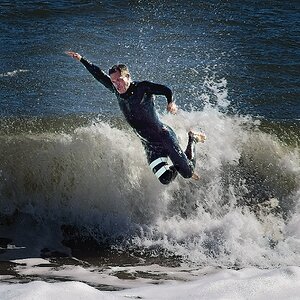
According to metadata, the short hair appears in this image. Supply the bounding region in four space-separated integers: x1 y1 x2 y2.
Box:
108 64 130 77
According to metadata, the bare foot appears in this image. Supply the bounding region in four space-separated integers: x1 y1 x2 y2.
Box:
188 131 206 143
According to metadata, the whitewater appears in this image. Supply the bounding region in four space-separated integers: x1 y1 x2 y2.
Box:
0 75 299 299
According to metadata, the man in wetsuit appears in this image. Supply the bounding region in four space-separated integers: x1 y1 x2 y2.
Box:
66 51 206 184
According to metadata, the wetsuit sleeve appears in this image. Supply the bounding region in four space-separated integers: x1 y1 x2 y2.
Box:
144 81 173 104
80 57 115 92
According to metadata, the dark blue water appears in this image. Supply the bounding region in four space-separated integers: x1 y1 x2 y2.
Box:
1 0 299 120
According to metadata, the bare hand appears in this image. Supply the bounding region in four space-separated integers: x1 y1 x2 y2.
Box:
65 51 82 61
167 102 178 115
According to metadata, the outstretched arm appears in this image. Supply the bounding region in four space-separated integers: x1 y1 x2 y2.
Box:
65 51 115 92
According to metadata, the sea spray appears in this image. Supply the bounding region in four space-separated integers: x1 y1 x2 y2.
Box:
0 79 299 266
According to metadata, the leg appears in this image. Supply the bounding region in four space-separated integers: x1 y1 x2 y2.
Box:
185 132 197 168
162 127 206 179
185 131 206 166
161 126 194 179
141 128 205 184
142 140 178 185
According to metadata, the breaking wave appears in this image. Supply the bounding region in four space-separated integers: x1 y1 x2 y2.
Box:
0 78 299 268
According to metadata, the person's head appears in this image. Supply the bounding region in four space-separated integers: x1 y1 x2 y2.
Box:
109 64 131 94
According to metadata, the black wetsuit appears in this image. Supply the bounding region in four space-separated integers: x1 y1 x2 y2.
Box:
80 57 196 184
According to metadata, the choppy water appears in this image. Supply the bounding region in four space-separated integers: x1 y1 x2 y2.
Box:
0 0 299 270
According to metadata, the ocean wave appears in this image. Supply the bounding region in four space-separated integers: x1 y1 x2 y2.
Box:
0 109 299 266
0 69 29 78
0 69 299 265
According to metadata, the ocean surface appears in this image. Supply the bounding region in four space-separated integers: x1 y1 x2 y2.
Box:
0 0 299 298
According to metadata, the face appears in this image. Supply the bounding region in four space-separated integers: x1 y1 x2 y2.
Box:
110 70 131 94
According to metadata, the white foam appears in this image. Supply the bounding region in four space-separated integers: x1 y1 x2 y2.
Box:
0 74 299 268
116 266 300 300
0 281 124 300
1 266 300 300
0 69 29 77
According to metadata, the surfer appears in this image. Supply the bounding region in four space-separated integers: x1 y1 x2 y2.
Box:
66 51 206 184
